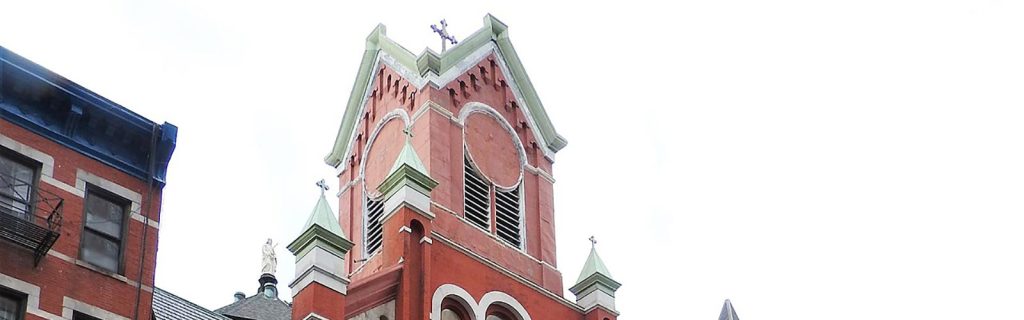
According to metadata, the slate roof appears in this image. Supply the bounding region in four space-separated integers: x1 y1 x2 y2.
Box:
719 299 740 320
214 293 291 320
153 287 229 320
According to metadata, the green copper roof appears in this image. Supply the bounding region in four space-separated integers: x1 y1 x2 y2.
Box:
377 139 438 198
325 14 567 168
305 193 346 239
388 139 428 176
287 193 354 259
576 247 613 283
568 246 622 297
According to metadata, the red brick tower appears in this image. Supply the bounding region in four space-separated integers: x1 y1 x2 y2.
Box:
289 15 621 320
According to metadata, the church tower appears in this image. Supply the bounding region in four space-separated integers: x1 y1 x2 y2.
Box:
289 14 620 320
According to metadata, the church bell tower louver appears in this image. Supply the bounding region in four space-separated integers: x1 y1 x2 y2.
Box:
303 14 620 320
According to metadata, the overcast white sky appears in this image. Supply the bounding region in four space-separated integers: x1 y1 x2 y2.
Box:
3 1 1024 319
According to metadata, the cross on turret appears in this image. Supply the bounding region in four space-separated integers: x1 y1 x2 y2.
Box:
316 179 329 194
589 236 597 248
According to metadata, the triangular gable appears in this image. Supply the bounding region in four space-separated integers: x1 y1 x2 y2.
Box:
324 14 567 168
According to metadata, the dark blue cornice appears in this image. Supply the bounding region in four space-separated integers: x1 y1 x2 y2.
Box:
0 45 177 186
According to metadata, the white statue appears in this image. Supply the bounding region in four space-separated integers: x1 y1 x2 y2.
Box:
262 238 277 274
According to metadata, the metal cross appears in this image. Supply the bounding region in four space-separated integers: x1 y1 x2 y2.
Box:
430 19 458 52
316 179 329 194
589 236 597 248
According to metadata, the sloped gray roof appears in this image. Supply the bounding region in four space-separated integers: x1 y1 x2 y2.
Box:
153 288 229 320
214 293 291 320
719 299 740 320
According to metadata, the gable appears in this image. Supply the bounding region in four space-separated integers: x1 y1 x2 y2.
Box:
324 14 566 169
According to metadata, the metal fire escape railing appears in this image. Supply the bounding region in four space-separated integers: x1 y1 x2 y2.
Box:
0 172 64 266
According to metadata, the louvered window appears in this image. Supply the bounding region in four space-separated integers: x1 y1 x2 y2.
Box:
495 187 522 247
463 157 490 230
365 197 384 255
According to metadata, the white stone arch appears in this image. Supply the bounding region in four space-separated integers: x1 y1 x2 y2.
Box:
358 108 411 258
430 284 531 320
457 101 527 191
431 284 479 320
479 291 531 320
358 108 412 192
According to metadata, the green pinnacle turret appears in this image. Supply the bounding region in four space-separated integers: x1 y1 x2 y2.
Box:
569 242 621 299
287 192 354 260
377 138 438 197
575 246 614 284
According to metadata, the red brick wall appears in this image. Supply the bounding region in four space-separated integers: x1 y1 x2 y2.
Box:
292 283 346 320
0 117 162 320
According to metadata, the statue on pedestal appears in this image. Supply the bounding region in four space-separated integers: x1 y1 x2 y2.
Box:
261 238 277 274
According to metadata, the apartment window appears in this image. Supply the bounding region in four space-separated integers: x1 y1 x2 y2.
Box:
0 287 25 320
80 189 127 274
71 311 101 320
0 151 37 221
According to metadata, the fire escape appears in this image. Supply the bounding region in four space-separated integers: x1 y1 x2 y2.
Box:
0 171 63 266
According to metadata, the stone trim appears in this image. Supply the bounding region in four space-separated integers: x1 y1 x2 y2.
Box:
429 284 532 320
62 296 129 320
336 177 360 198
300 312 328 320
290 265 351 296
40 175 84 198
523 164 555 184
43 251 153 293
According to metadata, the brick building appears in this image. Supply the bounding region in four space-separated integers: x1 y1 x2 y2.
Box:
0 45 177 320
284 15 623 320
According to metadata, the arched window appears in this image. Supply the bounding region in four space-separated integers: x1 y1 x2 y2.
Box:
441 309 463 320
460 103 526 250
441 298 472 320
485 304 519 320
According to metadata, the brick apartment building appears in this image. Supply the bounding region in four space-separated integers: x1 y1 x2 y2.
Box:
0 45 177 320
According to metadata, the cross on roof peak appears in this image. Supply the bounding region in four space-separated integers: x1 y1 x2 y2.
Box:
430 19 458 52
589 236 597 248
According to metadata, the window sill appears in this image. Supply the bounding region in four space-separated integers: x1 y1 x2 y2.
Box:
74 260 131 285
